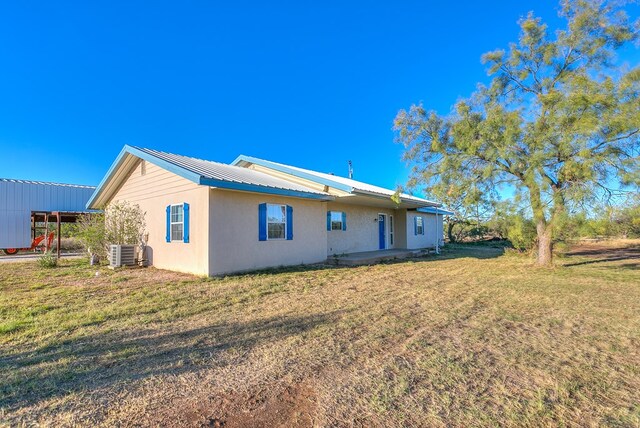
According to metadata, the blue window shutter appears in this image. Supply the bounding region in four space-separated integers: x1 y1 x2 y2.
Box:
342 212 347 231
286 205 293 240
166 205 171 242
258 203 267 241
327 211 331 231
413 216 418 235
183 203 190 243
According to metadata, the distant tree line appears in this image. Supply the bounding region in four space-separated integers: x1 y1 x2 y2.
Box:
445 197 640 250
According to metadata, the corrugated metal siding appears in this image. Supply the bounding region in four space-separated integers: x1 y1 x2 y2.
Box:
0 179 96 248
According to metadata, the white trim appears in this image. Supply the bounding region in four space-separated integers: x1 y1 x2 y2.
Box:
389 214 394 249
170 203 184 242
415 215 424 235
329 210 344 231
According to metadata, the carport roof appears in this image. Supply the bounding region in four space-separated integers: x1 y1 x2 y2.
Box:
0 178 95 189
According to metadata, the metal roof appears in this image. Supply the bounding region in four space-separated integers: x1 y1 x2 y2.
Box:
232 155 440 207
0 178 95 189
417 207 454 215
87 146 332 208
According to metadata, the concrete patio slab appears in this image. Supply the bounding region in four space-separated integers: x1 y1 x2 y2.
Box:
328 248 429 266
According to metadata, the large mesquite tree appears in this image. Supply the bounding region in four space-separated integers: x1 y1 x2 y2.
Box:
394 0 640 265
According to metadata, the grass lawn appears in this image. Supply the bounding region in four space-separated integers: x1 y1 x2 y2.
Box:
1 241 639 427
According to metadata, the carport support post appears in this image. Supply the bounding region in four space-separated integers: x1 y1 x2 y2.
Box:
44 214 49 252
56 212 61 259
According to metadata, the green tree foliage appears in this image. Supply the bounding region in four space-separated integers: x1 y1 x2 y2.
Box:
74 212 106 259
487 202 538 250
103 201 146 247
394 0 639 265
427 183 492 243
603 198 640 237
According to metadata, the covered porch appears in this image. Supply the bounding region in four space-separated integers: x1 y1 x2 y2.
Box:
327 248 432 266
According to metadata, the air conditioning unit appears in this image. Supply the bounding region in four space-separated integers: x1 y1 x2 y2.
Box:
110 245 136 267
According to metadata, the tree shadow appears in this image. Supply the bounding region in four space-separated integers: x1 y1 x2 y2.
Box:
562 256 640 267
0 311 342 411
562 245 640 267
436 243 506 260
602 262 639 270
219 244 506 279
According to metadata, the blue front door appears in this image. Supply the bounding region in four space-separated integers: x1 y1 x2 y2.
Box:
378 214 385 249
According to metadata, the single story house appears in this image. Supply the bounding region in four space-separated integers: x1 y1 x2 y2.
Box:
87 145 452 275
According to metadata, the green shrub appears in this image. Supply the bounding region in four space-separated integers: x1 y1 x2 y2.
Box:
37 251 58 269
505 216 537 250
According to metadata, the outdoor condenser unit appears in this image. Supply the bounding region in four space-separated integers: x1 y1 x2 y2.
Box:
110 245 136 267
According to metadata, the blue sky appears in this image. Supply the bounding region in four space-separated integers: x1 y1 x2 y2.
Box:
0 1 636 198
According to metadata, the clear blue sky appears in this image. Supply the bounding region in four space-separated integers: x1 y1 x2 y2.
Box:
0 1 635 197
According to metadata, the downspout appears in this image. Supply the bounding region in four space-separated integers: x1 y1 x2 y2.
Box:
435 211 440 255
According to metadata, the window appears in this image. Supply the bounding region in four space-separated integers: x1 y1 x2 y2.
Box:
327 211 346 231
267 204 286 240
416 216 424 235
330 211 343 230
259 203 292 241
389 215 394 246
165 203 190 243
170 204 184 241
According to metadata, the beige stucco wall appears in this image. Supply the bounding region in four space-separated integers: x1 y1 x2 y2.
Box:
406 211 443 249
326 202 400 255
394 209 408 249
208 189 328 275
112 160 210 276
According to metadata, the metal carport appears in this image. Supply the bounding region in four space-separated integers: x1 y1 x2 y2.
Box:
0 178 96 257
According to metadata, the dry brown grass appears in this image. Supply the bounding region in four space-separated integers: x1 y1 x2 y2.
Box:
1 240 639 427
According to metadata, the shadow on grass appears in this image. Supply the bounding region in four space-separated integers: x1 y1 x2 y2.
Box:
220 244 506 279
562 245 640 268
438 243 507 260
0 311 341 411
602 262 639 270
563 256 640 268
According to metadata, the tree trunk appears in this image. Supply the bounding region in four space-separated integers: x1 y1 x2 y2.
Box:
536 221 553 266
447 221 456 243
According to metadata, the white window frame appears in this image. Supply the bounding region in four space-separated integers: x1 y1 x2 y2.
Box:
416 216 424 235
330 211 343 231
170 204 184 242
267 203 287 240
389 215 394 247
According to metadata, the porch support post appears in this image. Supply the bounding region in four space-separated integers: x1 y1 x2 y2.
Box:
435 212 440 255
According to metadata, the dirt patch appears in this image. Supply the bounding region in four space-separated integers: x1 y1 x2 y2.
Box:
564 240 640 267
149 382 317 428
